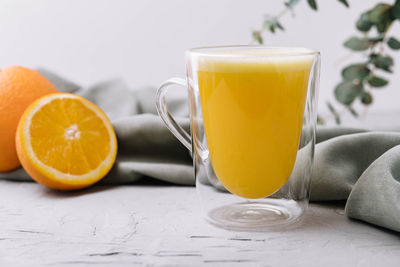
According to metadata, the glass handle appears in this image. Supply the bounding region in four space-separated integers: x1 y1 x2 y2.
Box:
156 78 192 153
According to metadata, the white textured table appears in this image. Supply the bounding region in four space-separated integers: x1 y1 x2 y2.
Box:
0 180 399 266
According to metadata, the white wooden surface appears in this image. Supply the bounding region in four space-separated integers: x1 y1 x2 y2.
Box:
0 180 399 266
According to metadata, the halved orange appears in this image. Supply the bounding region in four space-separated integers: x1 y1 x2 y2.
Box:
16 93 117 190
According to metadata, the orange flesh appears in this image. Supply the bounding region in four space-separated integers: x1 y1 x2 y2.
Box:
29 98 111 175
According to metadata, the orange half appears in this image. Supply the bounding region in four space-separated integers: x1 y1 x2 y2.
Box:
16 93 117 190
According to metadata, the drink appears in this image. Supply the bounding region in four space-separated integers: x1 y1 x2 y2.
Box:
197 49 313 199
158 46 320 230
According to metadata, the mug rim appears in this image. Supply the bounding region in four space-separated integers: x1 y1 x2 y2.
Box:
187 45 319 57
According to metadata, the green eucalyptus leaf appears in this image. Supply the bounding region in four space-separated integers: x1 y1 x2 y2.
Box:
285 0 301 8
269 25 276 33
338 0 349 8
343 37 371 51
342 64 370 80
263 18 273 30
252 31 263 44
367 75 389 87
334 80 363 105
367 3 394 33
376 20 393 33
263 17 284 34
307 0 317 10
387 37 400 50
361 91 373 105
347 106 359 117
276 21 285 31
369 54 394 72
369 53 378 60
356 13 373 32
327 102 341 124
392 0 400 19
367 4 392 24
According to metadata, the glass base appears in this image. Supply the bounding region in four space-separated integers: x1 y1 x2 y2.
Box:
206 199 304 232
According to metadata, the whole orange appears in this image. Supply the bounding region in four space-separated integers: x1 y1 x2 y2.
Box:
0 66 58 172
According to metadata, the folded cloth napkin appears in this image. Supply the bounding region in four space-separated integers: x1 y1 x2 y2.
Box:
1 70 399 233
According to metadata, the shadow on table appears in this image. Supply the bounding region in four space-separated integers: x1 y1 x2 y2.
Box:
38 175 193 199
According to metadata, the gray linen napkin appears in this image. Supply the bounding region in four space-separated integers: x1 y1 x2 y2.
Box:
1 70 399 233
312 129 400 232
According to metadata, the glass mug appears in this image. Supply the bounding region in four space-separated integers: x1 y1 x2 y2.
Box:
156 46 320 231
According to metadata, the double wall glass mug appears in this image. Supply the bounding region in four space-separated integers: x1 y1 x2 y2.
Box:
156 46 320 231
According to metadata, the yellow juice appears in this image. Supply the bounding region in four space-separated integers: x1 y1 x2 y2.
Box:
198 51 313 199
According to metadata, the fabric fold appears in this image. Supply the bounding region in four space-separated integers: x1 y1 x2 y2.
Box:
345 145 400 232
311 131 400 201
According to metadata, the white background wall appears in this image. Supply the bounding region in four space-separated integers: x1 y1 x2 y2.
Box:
0 0 398 117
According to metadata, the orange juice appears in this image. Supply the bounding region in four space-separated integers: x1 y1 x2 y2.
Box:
198 50 313 199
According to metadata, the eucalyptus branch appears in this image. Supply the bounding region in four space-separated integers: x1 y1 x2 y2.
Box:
252 0 349 44
252 0 400 125
333 2 400 123
251 0 301 44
